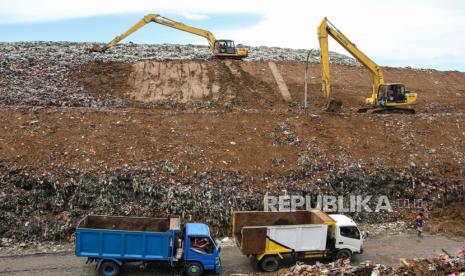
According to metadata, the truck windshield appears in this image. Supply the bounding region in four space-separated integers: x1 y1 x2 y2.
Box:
340 226 360 239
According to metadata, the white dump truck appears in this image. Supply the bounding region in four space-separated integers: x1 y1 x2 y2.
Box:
232 210 364 272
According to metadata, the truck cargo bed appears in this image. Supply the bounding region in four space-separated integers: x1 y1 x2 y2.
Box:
75 215 180 261
232 211 335 255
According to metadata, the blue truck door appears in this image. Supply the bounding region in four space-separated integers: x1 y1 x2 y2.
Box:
185 236 216 271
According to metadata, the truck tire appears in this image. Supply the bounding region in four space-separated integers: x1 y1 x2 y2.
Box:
185 262 204 276
98 261 120 276
259 255 280 272
334 249 352 260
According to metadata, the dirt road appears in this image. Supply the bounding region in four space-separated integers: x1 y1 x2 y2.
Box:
1 233 462 275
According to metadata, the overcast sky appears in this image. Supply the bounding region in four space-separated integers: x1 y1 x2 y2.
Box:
1 0 465 71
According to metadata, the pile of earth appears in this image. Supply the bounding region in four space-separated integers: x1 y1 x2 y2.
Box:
426 202 465 237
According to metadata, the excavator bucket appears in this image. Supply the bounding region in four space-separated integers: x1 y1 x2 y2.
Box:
89 44 105 53
326 99 343 112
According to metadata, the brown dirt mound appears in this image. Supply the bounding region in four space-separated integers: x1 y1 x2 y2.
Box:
1 108 463 178
75 60 286 109
74 60 465 113
426 202 465 237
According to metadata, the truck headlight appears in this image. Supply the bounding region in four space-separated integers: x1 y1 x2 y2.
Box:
215 257 219 265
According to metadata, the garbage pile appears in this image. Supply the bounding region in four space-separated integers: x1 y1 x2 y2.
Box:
396 253 465 275
272 122 302 146
0 42 356 63
278 251 465 276
0 160 261 242
0 153 463 242
0 42 356 107
278 260 392 276
246 46 357 65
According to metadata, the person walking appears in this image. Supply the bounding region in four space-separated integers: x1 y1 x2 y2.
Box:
415 212 425 237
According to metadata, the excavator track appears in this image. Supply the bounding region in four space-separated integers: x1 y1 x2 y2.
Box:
358 107 415 114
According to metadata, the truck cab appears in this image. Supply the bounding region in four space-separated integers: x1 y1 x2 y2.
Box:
183 223 221 275
329 214 364 259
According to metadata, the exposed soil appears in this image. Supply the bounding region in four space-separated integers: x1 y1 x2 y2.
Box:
74 60 465 113
75 60 285 110
0 108 464 177
426 202 465 237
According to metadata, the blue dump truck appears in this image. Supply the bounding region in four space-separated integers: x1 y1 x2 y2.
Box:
75 215 221 276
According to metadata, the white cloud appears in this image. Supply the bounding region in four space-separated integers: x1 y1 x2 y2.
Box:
1 0 465 70
181 13 209 21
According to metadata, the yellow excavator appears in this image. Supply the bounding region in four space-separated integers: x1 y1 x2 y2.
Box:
91 13 249 59
318 17 417 113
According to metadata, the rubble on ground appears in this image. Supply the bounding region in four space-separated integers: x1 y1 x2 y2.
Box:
358 221 409 238
396 254 465 275
279 260 393 275
272 122 301 146
277 252 465 276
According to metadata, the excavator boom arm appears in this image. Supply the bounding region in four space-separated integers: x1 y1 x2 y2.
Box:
97 13 217 52
152 15 217 48
318 17 384 101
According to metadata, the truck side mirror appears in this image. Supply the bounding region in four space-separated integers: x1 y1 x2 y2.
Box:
215 239 222 253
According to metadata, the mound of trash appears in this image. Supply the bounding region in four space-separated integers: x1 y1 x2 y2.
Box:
278 259 392 276
279 250 465 276
0 156 463 242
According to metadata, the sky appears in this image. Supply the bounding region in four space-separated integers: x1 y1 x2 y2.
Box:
1 0 465 71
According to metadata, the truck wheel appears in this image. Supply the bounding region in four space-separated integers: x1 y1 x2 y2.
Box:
259 255 280 272
335 249 352 260
98 261 120 276
185 262 204 276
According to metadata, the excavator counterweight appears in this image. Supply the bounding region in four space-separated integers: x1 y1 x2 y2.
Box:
92 13 248 59
317 17 417 113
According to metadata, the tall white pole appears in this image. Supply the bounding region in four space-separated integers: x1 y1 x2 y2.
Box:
304 50 314 114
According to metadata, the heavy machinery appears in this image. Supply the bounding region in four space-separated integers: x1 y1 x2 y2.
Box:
91 13 248 59
318 17 417 113
76 215 221 276
233 210 363 272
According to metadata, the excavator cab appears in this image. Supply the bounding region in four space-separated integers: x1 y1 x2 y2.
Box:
213 40 248 59
376 83 416 107
371 83 417 113
377 84 405 106
214 40 237 54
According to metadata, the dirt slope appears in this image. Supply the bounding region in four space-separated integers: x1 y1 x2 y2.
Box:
75 60 465 113
1 108 464 176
